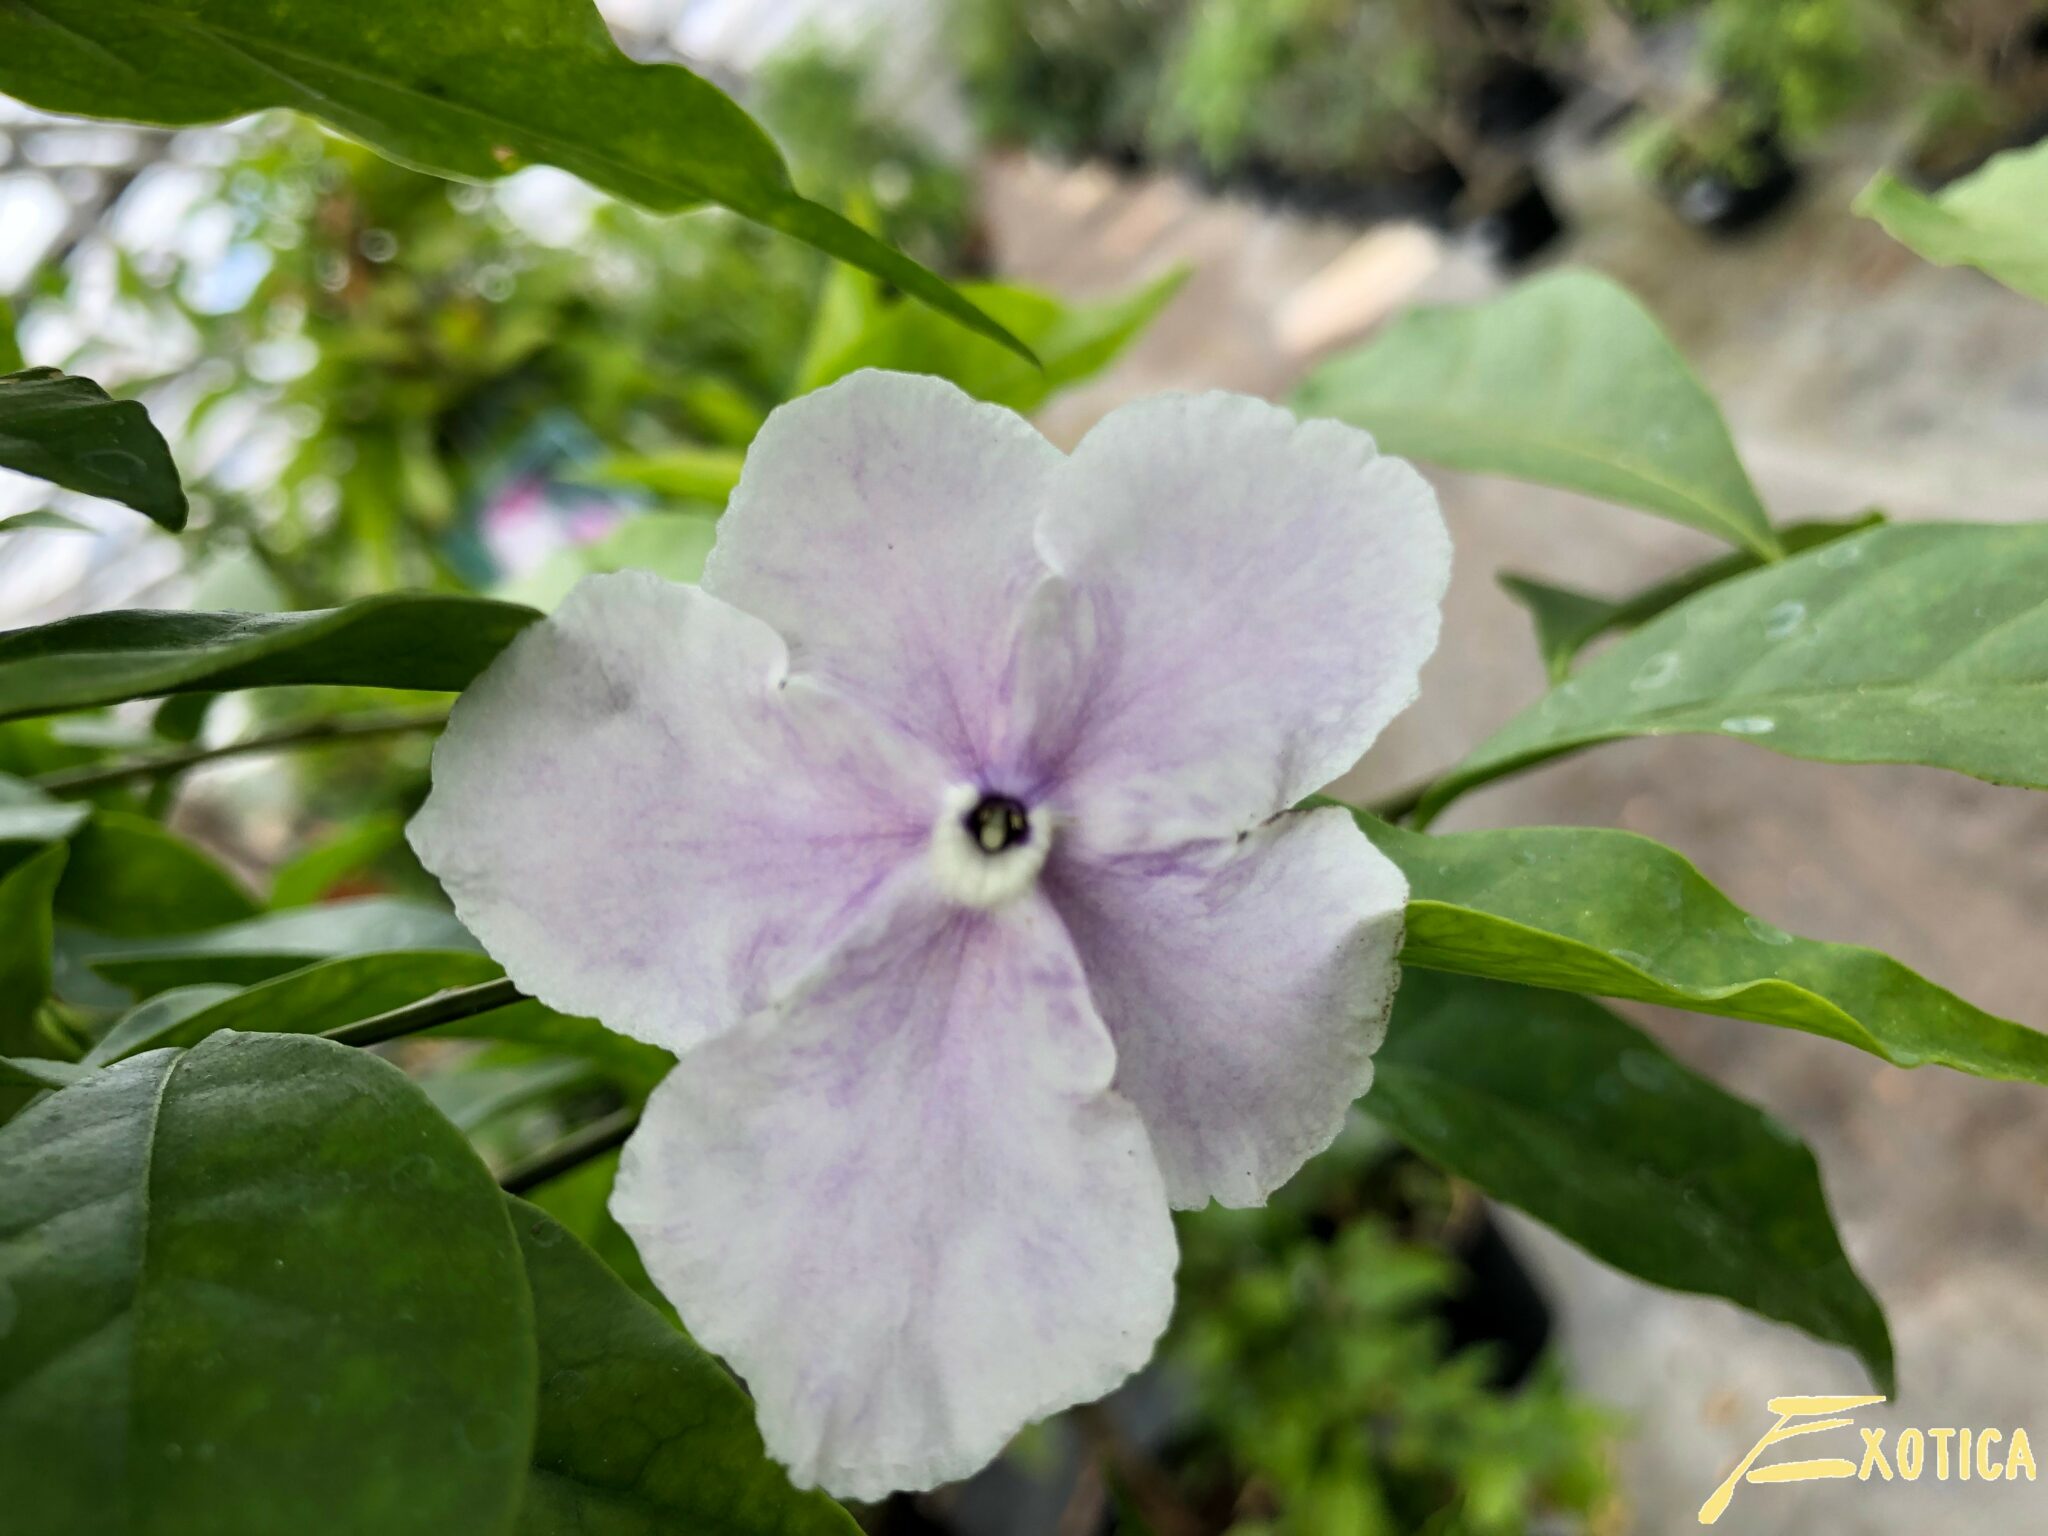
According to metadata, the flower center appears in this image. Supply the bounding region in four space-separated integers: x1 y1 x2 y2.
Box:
931 786 1050 908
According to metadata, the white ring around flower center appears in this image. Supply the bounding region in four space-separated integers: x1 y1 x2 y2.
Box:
930 784 1051 909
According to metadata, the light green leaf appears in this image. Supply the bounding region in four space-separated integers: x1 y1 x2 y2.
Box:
54 810 259 937
799 269 1188 414
269 812 406 906
509 1198 859 1536
1422 522 2048 821
0 593 539 722
0 0 1028 362
0 1032 536 1536
497 510 720 613
0 367 187 531
568 452 745 507
1294 270 1780 557
1501 514 1883 682
1373 972 1892 1390
0 1053 87 1091
0 510 92 535
1856 143 2048 303
432 999 675 1101
74 896 479 996
1360 812 2048 1083
0 299 20 374
0 773 90 865
0 842 67 1058
86 949 500 1063
424 1051 597 1135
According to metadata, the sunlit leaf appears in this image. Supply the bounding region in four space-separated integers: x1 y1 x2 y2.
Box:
1360 812 2048 1083
0 0 1029 360
1857 143 2048 304
1422 522 2048 821
0 1032 536 1536
509 1199 859 1536
0 594 539 722
1373 972 1893 1390
0 368 187 531
1294 270 1780 556
0 510 92 535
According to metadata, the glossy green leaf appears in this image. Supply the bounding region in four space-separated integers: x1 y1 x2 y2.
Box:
54 810 259 936
800 268 1188 414
1372 972 1892 1390
509 1198 859 1536
1361 812 2048 1083
1857 143 2048 304
1294 270 1780 556
0 842 66 1058
1502 515 1883 682
0 367 187 530
86 949 500 1063
74 896 479 995
0 509 92 535
0 593 539 722
1422 522 2048 820
0 0 1027 362
0 1032 537 1536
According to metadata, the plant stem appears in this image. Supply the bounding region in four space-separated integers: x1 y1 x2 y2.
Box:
500 1107 640 1194
322 977 525 1049
35 708 451 793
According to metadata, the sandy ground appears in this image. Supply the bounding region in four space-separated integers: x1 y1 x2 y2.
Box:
980 135 2048 1533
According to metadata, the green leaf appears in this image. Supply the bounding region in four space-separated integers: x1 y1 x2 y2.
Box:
74 896 479 995
497 510 720 613
1360 812 2048 1083
268 812 407 906
54 810 259 936
432 999 675 1102
0 509 93 535
1372 972 1893 1390
524 1151 672 1320
0 842 66 1057
0 1032 536 1536
1421 522 2048 820
0 367 187 531
0 773 90 865
799 268 1189 414
86 949 501 1063
1294 270 1780 557
1501 515 1883 682
0 0 1029 363
1856 143 2048 304
0 1053 87 1090
425 1051 598 1135
0 593 539 722
568 452 745 507
509 1198 859 1536
0 299 20 374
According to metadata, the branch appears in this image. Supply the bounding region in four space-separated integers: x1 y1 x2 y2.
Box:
500 1107 640 1194
322 977 525 1049
36 709 450 793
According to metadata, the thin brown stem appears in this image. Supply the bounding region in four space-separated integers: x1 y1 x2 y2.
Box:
35 708 449 793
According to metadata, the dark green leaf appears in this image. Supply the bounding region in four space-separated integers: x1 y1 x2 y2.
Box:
1501 515 1883 682
0 509 93 535
0 842 67 1058
1373 972 1893 1390
269 813 407 906
524 1150 672 1321
1294 270 1780 556
0 367 187 530
0 593 539 722
54 810 259 936
75 896 479 995
1422 523 2048 820
0 0 1029 361
1856 144 2048 304
1361 812 2048 1083
86 949 500 1063
509 1198 859 1536
0 1032 536 1536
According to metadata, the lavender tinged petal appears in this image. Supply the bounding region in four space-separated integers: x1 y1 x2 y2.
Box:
1029 394 1450 851
703 370 1067 777
1048 808 1406 1209
611 887 1176 1500
408 570 945 1054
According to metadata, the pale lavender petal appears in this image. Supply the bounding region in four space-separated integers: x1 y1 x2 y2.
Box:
408 570 947 1053
702 370 1067 775
610 886 1177 1500
1026 394 1449 851
1046 807 1406 1209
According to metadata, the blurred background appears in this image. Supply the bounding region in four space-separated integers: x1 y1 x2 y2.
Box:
5 1 2048 1530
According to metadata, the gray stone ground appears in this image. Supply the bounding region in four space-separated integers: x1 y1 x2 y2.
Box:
980 137 2048 1534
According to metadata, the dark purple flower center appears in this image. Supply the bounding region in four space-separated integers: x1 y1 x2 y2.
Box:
963 794 1031 855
